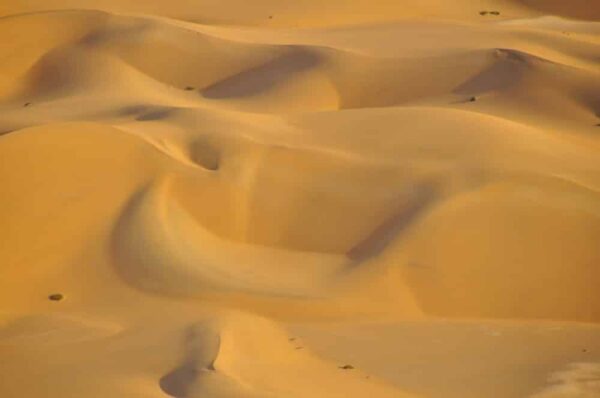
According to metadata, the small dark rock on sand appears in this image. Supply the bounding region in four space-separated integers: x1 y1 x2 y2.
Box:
469 96 477 102
184 86 195 91
339 364 354 370
24 102 31 107
48 293 64 301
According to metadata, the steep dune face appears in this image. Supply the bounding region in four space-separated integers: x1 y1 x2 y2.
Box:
1 1 600 398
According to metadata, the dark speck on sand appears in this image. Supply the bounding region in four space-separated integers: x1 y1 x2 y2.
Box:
48 293 64 301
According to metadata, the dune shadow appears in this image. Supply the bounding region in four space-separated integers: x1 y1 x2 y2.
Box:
136 106 174 121
113 105 174 121
110 183 153 289
453 49 527 96
159 326 220 398
347 183 438 262
202 47 320 99
79 20 152 47
116 104 148 117
190 137 220 171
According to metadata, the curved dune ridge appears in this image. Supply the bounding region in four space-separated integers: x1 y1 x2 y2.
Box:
0 1 600 397
156 313 415 398
112 176 349 297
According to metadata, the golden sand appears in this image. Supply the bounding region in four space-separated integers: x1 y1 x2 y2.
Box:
1 1 599 397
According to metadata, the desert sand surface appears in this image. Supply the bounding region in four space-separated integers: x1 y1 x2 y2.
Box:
1 1 600 397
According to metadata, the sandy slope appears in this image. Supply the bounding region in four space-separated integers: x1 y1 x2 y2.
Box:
0 1 599 397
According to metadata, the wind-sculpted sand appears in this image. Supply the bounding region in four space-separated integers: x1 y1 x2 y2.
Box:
1 1 599 397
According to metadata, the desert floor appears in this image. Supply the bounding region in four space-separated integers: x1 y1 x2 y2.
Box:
1 1 600 397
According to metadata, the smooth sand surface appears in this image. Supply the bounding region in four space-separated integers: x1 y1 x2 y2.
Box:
1 1 599 397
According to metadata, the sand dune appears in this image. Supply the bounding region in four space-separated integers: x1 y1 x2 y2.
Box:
1 1 599 397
